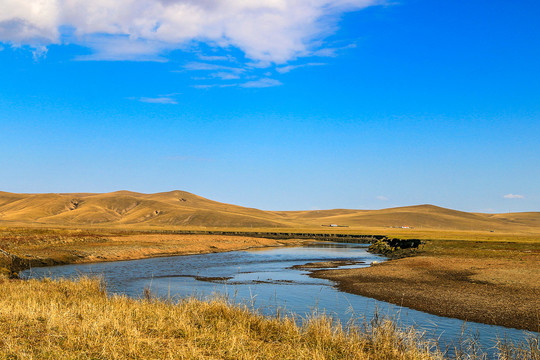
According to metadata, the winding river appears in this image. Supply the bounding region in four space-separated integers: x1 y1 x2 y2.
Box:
22 242 537 357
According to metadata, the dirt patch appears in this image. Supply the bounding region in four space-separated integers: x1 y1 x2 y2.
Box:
312 255 540 332
291 260 365 269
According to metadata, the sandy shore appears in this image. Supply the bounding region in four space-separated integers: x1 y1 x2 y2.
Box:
312 254 540 332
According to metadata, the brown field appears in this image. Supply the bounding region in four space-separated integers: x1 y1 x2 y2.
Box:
313 239 540 332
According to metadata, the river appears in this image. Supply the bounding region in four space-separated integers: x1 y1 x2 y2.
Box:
22 242 537 357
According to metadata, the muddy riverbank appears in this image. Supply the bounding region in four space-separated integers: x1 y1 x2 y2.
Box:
312 246 540 332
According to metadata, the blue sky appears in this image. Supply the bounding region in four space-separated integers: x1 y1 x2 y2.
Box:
0 0 539 212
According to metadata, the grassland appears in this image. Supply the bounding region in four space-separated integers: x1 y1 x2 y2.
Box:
3 276 539 360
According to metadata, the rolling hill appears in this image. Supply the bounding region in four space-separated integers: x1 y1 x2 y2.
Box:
0 190 539 233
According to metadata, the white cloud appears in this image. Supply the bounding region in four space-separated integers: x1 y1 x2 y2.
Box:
74 36 169 62
191 77 282 89
0 0 381 62
183 62 245 73
32 45 48 60
210 72 241 80
191 83 236 89
136 96 178 104
376 195 389 201
503 194 524 199
276 62 327 74
197 54 235 62
183 61 245 80
240 78 282 88
312 42 357 57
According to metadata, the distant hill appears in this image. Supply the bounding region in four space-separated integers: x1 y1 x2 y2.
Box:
0 191 539 232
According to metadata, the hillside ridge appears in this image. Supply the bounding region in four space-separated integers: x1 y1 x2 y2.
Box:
0 191 538 232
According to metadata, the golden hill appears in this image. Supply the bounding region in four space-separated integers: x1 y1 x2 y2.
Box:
0 191 539 233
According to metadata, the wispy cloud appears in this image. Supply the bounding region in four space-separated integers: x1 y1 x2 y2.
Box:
192 83 240 89
376 195 389 201
192 78 282 89
31 45 47 60
181 61 246 81
240 78 282 88
197 54 236 62
130 96 178 104
311 43 358 57
210 72 241 80
183 62 245 74
503 193 525 199
73 36 169 62
0 1 380 63
276 62 327 74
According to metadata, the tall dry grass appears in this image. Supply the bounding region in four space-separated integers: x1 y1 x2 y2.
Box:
0 277 537 359
0 277 442 360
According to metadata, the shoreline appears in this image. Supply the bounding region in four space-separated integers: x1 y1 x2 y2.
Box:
1 232 311 275
3 227 539 333
310 254 540 332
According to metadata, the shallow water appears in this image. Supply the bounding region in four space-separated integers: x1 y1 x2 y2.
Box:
23 242 537 357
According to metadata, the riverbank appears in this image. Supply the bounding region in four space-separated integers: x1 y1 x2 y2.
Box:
0 276 444 360
0 227 308 276
312 239 540 332
2 227 539 334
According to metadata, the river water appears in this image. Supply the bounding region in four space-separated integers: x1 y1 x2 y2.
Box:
22 242 537 357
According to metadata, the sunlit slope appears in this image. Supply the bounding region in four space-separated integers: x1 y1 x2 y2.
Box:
282 205 513 230
0 191 291 227
0 191 538 232
280 205 540 232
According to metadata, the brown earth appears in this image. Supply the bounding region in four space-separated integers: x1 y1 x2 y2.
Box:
291 260 365 269
312 240 540 332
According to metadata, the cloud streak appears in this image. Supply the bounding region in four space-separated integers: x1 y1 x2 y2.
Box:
276 62 327 74
240 78 282 88
503 194 524 199
192 77 282 89
130 96 178 104
0 0 381 63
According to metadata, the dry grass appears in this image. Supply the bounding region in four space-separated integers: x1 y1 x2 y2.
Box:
0 277 444 360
